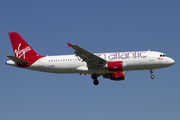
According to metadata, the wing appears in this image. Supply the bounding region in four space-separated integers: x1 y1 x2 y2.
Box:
67 43 106 67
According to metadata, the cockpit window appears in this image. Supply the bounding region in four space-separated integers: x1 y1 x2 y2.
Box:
160 54 167 57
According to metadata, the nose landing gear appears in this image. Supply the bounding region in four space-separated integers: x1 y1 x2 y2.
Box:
150 69 155 79
151 75 155 79
91 73 99 85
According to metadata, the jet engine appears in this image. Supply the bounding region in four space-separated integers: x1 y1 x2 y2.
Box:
103 71 125 81
103 61 125 71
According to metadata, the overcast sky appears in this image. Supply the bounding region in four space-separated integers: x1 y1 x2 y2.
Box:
1 0 180 120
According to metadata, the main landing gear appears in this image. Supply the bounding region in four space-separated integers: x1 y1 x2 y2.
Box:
91 73 99 85
150 69 155 79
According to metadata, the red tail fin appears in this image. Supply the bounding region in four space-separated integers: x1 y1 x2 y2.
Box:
8 32 40 60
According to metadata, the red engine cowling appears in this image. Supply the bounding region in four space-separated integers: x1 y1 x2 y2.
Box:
106 61 123 71
103 71 125 81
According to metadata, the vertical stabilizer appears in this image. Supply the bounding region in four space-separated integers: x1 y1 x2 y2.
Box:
8 32 40 60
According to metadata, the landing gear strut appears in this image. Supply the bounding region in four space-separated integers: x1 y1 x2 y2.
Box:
150 69 155 79
91 73 99 85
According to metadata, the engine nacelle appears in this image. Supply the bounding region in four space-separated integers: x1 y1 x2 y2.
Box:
104 61 124 71
103 71 125 81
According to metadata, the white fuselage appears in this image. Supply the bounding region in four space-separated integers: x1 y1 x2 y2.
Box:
6 51 175 75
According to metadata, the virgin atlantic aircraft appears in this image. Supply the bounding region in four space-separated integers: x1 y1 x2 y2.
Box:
6 32 175 85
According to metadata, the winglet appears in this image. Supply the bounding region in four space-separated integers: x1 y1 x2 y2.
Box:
67 42 72 47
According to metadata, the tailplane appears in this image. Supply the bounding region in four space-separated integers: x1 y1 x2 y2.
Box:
7 55 28 64
8 32 40 60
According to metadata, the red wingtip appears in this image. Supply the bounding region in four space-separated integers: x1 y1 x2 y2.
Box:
67 42 72 47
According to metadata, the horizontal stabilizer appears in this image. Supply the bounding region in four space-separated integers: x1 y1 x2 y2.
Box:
7 55 28 64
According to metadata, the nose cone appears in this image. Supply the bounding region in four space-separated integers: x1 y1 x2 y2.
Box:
168 57 175 66
170 58 175 65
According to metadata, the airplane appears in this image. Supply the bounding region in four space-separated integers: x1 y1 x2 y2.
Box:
6 32 175 85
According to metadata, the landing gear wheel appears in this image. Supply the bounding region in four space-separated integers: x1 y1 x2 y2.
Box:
93 79 99 85
91 73 99 85
91 73 97 79
150 69 155 79
151 75 155 79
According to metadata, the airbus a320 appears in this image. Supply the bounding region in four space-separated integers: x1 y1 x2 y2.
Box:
6 32 175 85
